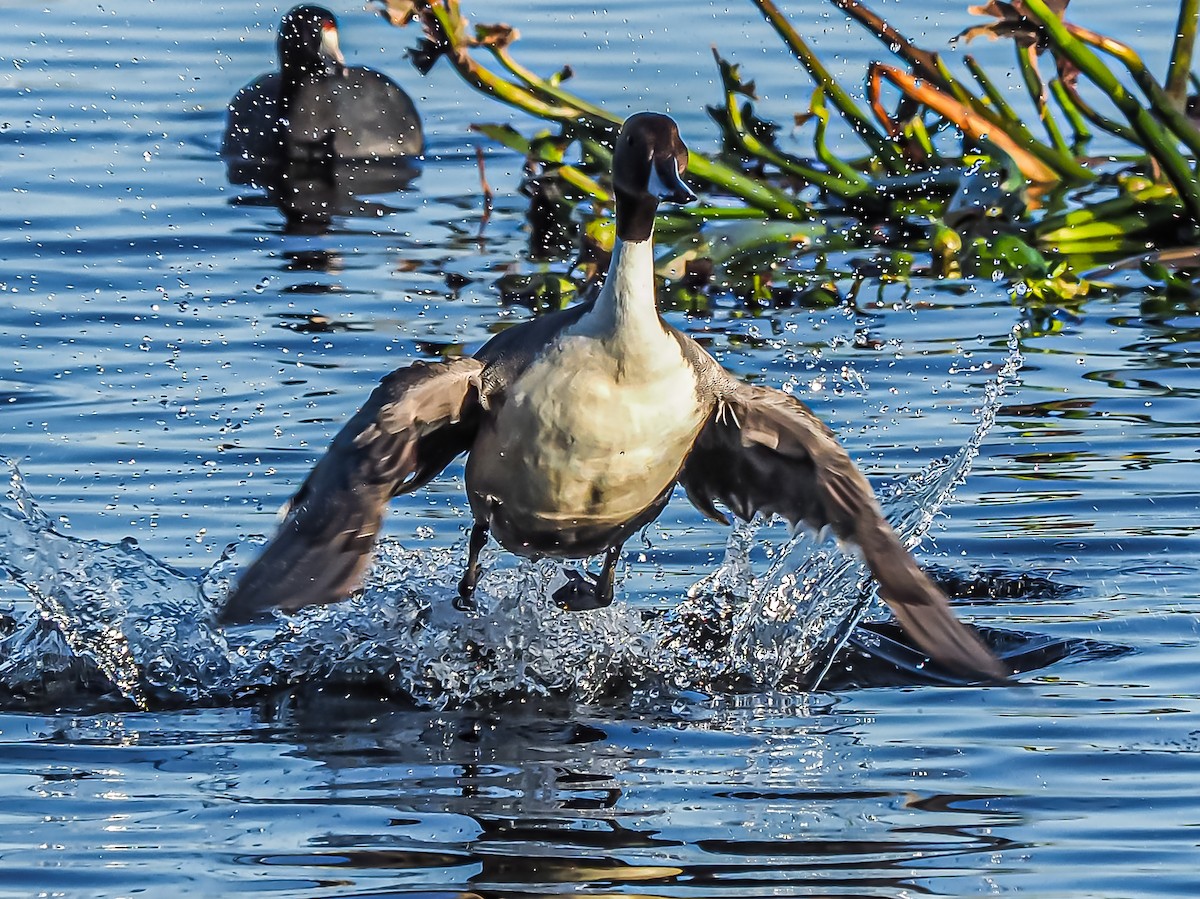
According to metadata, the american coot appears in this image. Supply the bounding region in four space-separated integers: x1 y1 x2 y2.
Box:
220 113 1007 684
221 4 423 179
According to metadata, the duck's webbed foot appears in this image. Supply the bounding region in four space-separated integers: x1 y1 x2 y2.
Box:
553 543 622 612
455 521 490 612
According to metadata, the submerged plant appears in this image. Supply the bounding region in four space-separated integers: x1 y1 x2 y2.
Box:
377 0 1200 301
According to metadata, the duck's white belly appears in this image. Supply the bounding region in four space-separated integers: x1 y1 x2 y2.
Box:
467 332 704 548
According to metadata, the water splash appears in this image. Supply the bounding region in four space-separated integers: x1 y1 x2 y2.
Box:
0 462 238 709
0 330 1024 710
762 328 1024 689
661 325 1026 691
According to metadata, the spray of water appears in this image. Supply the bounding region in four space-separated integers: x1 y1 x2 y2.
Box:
0 329 1023 710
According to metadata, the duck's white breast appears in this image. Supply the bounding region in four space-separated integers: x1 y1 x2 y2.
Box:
468 325 705 532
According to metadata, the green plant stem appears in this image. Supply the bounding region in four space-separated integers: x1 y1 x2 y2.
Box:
831 0 996 120
1048 78 1092 151
930 53 1090 182
1059 79 1137 144
474 128 777 225
1022 0 1200 226
902 115 935 158
869 61 1087 184
413 0 803 216
1065 20 1200 157
1036 181 1177 234
713 52 866 201
916 47 1006 124
416 0 583 121
1167 0 1200 108
472 124 611 200
672 206 771 221
489 46 619 125
809 88 873 187
578 138 612 170
750 0 905 170
826 0 1089 183
1015 44 1071 155
687 153 808 219
963 54 1026 133
828 0 943 87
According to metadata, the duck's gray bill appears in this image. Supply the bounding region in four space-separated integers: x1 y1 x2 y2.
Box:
650 157 696 204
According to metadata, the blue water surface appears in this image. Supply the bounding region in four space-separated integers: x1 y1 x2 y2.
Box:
1 0 1198 895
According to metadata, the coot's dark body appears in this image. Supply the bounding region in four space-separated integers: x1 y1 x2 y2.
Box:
222 68 423 168
221 5 422 186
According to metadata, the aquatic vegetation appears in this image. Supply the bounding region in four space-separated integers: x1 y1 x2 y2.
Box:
377 0 1200 300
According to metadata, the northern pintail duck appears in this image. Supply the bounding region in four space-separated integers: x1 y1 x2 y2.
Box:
221 112 1006 682
222 5 423 174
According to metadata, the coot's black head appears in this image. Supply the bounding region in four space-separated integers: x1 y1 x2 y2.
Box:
278 5 345 80
611 112 695 242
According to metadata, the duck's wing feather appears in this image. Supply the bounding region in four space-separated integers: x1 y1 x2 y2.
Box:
220 358 484 623
679 378 1007 682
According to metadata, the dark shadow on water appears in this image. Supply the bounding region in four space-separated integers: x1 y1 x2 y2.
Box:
822 565 1128 689
227 156 421 234
663 562 1127 692
826 621 1129 690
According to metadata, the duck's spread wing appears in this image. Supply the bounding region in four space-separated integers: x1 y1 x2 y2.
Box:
220 358 484 623
679 380 1007 682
